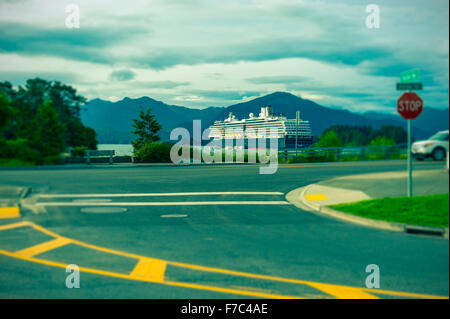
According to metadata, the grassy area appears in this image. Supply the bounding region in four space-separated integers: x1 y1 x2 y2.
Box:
330 194 449 228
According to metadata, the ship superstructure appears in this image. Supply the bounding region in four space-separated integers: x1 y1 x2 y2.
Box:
208 106 313 149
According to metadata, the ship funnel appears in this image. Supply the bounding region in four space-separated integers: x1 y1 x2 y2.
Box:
260 106 273 118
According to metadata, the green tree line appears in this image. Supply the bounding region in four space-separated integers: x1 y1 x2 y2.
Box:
0 78 97 165
315 125 406 148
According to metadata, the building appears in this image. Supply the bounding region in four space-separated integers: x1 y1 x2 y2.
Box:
207 106 313 149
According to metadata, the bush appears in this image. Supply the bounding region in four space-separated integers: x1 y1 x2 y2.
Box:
0 138 40 162
134 142 173 163
71 146 88 157
39 155 64 165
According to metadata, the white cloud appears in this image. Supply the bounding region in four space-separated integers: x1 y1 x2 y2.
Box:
0 0 448 111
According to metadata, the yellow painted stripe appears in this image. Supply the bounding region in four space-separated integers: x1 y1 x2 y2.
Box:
0 249 300 299
130 258 166 283
307 282 379 299
15 237 71 258
0 221 31 231
359 288 448 299
0 207 21 219
3 222 447 299
305 194 328 201
30 223 449 299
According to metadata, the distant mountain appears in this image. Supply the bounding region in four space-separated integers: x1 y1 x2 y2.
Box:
82 92 449 144
218 92 448 140
81 97 222 143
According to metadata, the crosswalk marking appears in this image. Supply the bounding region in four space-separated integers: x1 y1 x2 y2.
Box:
36 201 291 207
0 221 446 299
38 192 284 198
15 237 71 258
307 282 379 299
130 258 167 283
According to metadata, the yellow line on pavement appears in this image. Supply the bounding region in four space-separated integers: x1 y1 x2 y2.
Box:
0 221 447 299
359 288 448 299
305 194 328 201
307 282 379 299
130 257 167 283
15 237 71 258
0 206 21 219
0 221 31 231
0 248 300 299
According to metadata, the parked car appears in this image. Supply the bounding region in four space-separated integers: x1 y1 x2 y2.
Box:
412 130 449 161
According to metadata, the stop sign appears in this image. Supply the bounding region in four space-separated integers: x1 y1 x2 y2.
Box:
397 92 423 120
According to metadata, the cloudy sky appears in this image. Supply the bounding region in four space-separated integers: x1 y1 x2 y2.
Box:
0 0 448 113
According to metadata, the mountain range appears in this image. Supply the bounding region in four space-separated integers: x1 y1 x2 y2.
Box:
81 92 449 144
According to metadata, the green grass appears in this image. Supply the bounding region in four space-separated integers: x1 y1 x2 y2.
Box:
330 194 449 228
0 158 35 167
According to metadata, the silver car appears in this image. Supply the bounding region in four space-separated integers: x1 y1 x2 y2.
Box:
412 130 449 161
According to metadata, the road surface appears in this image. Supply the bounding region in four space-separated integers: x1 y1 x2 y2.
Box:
0 160 448 298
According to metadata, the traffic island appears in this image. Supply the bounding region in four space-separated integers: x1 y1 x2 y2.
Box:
330 194 448 228
287 169 449 238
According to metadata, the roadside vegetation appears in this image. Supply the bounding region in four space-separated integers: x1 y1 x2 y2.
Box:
131 108 174 162
130 109 410 165
0 78 98 166
330 194 449 228
283 125 407 163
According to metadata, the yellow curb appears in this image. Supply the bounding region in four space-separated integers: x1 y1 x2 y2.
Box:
0 206 21 219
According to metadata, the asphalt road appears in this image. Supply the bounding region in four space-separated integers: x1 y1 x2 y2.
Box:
0 160 448 298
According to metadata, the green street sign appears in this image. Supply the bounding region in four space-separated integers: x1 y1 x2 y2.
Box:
401 70 420 83
396 82 422 90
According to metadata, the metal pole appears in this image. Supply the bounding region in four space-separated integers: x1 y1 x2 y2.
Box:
295 111 299 156
407 119 412 197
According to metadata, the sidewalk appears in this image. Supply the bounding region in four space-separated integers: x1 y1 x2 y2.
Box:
286 169 449 237
303 169 449 207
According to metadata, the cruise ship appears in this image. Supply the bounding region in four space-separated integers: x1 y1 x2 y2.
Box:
207 106 313 149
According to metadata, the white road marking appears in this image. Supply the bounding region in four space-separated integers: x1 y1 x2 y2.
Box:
80 207 127 213
160 214 188 218
38 192 284 198
36 201 291 207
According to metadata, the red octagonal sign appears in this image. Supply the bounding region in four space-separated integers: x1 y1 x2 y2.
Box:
397 92 423 120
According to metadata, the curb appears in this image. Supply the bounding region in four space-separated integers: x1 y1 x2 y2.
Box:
19 187 32 199
286 184 449 239
0 162 261 171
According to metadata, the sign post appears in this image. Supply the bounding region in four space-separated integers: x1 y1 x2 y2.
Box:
397 92 423 197
295 111 300 156
407 119 412 197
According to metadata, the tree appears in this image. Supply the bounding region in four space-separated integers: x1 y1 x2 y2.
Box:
322 125 372 146
35 101 65 157
315 130 343 148
0 93 12 132
81 126 98 150
0 78 97 150
373 125 406 144
369 136 395 146
131 108 161 151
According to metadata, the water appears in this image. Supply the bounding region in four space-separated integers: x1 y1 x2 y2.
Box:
98 144 134 156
